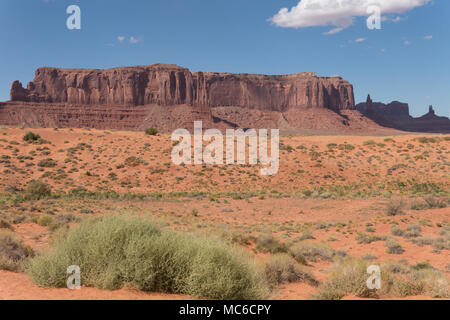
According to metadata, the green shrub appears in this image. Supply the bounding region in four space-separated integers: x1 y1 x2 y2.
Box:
26 215 269 299
255 235 288 254
356 233 387 244
380 260 410 275
145 127 158 136
38 158 57 168
0 230 34 272
0 219 13 230
264 254 317 287
410 237 435 247
417 137 438 144
23 131 41 142
124 156 145 167
423 196 447 209
390 225 404 237
314 258 449 300
24 180 52 200
313 257 375 300
410 200 429 211
363 140 376 146
386 199 405 216
289 241 335 263
37 215 53 227
385 239 404 254
404 224 421 238
387 268 449 298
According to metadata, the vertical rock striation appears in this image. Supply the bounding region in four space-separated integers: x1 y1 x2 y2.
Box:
10 64 355 111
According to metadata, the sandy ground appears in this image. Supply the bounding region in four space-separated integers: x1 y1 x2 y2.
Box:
0 127 448 194
0 271 192 300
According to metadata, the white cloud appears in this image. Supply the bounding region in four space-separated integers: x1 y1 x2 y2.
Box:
323 27 344 35
117 36 125 42
129 36 141 44
354 37 366 43
270 0 431 31
381 15 403 23
403 40 411 45
424 35 433 40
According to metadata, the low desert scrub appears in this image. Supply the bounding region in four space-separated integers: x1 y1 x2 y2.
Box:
356 233 387 244
289 241 335 263
382 263 449 298
390 225 404 237
410 196 447 210
409 200 429 211
313 257 376 300
440 225 450 238
0 218 13 230
314 258 449 300
124 156 146 167
36 215 53 227
411 235 449 253
255 235 288 254
264 254 317 287
145 127 158 136
26 215 269 299
23 180 52 200
417 137 439 144
410 237 435 247
38 158 57 168
385 238 405 254
0 230 34 272
381 260 410 275
404 224 421 238
423 196 447 209
386 199 405 216
23 131 40 142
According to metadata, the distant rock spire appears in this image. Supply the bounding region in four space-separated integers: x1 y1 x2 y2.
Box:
364 94 374 116
428 105 435 115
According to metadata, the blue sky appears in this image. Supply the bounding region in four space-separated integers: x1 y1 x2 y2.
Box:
0 0 448 117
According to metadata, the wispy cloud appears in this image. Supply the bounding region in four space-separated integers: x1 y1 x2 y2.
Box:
354 38 366 43
403 40 411 45
129 36 142 44
323 27 343 35
424 35 433 40
117 35 142 44
381 16 404 23
270 0 431 32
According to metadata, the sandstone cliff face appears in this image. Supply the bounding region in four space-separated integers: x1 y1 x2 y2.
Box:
10 64 355 111
1 64 367 133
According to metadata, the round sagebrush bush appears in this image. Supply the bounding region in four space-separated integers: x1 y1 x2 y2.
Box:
23 131 41 142
313 257 375 300
0 230 34 272
145 127 158 136
289 241 335 263
26 215 269 299
186 241 269 299
385 238 405 254
24 180 52 200
264 254 317 288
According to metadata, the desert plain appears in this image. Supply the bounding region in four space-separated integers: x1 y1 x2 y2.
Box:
0 126 448 300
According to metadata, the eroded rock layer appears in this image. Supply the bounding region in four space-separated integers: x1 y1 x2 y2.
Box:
0 64 391 134
10 64 355 111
